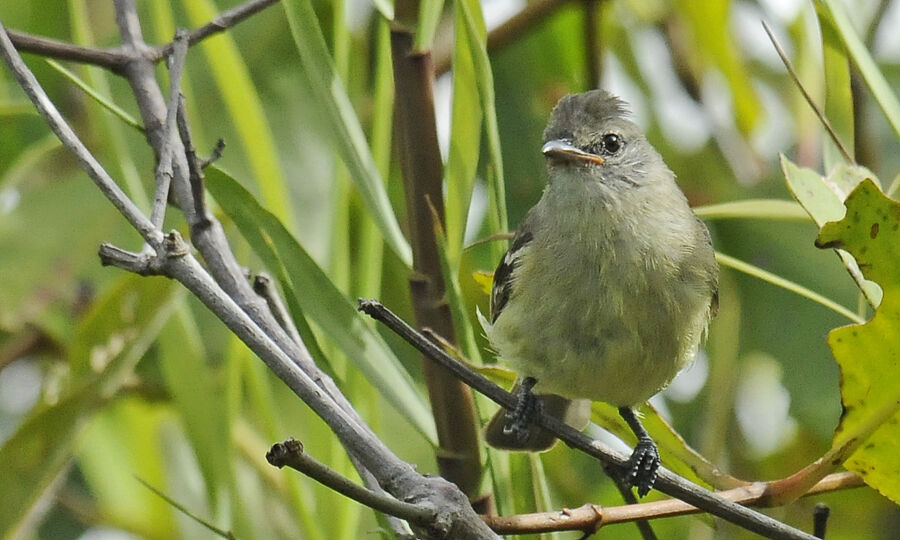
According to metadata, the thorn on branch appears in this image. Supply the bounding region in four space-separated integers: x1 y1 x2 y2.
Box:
201 139 226 169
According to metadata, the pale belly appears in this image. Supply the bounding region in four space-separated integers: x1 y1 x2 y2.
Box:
488 246 708 406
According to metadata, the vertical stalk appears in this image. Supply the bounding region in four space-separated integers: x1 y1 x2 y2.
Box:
390 28 483 500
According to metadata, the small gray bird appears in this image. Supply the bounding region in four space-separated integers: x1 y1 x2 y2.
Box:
481 90 718 495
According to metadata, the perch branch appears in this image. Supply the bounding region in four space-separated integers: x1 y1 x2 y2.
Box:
358 299 822 540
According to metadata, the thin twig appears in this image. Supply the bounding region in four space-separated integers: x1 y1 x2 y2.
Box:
152 0 281 61
267 438 435 526
150 30 189 229
135 477 237 540
176 94 211 224
5 0 280 70
5 28 129 72
358 299 821 540
0 22 160 246
200 138 226 169
761 20 854 164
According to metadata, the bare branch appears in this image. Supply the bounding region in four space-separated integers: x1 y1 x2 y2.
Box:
4 0 280 70
358 299 822 540
199 138 226 169
176 95 212 223
153 0 281 61
4 28 129 72
150 30 189 229
267 438 435 526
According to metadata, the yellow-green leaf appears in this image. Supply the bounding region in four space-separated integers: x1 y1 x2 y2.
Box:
782 154 882 307
815 179 900 504
205 167 437 444
281 0 412 265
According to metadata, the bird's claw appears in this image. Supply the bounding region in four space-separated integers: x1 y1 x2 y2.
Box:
503 377 542 443
626 438 660 497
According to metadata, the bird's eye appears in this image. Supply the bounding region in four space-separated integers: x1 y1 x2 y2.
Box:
601 133 622 154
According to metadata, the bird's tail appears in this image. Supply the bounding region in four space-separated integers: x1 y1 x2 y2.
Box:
484 382 591 452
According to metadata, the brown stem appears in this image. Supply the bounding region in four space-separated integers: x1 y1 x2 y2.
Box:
480 472 862 535
390 28 483 501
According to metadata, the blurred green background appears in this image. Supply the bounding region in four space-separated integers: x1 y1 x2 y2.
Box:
1 0 899 538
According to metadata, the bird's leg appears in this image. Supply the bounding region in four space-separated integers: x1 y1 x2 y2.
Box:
618 406 660 497
503 377 542 442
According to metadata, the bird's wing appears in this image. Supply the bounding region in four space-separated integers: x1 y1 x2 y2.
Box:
491 214 535 323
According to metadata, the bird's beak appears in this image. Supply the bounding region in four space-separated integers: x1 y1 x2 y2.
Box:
541 140 604 165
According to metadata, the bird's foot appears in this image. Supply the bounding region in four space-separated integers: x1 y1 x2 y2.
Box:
625 437 659 497
503 377 542 443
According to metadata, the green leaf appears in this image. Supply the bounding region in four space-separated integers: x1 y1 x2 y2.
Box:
444 4 483 263
0 99 38 117
45 60 142 132
281 0 412 266
457 0 508 249
415 0 445 52
430 207 482 365
715 251 863 324
370 0 394 21
782 154 882 307
0 276 179 537
590 402 732 489
157 305 231 507
693 199 810 221
817 0 900 142
814 3 854 171
205 167 437 444
815 179 900 504
353 18 394 299
0 134 62 189
674 0 760 135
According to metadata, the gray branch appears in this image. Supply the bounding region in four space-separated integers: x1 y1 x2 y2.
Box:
358 299 821 540
1 4 499 537
150 30 189 229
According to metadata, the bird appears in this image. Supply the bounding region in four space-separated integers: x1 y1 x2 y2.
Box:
480 90 719 496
